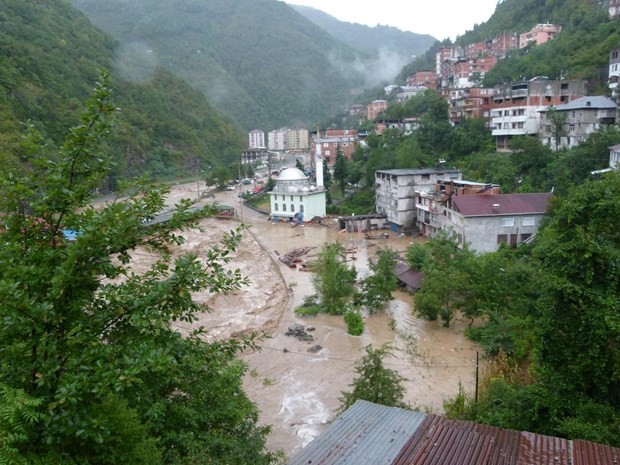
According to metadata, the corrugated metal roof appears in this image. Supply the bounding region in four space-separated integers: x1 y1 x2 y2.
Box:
285 400 427 465
452 193 552 216
287 402 620 465
572 439 620 465
394 262 425 291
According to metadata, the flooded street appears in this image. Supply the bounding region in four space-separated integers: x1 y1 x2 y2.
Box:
152 183 484 458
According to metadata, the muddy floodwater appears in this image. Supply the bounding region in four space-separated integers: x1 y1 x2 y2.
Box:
145 183 485 459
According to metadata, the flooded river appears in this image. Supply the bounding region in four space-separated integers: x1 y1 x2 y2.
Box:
158 183 484 459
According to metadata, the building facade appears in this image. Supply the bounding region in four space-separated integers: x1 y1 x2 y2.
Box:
491 79 587 151
366 100 389 121
268 129 286 151
375 168 462 233
449 193 553 253
539 96 617 150
268 167 326 221
519 23 562 48
248 129 266 149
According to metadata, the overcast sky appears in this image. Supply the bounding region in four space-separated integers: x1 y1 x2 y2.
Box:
285 0 499 41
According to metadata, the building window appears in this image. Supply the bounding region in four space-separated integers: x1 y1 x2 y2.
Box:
290 204 294 212
522 216 535 226
282 204 287 212
300 205 304 212
299 196 303 202
568 124 575 133
501 217 514 227
521 233 532 242
290 195 294 201
274 203 278 211
497 234 508 244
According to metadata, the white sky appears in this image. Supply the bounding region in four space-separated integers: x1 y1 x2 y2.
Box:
285 0 499 41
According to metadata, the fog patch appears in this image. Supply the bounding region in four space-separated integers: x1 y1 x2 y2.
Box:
329 48 413 88
114 40 159 83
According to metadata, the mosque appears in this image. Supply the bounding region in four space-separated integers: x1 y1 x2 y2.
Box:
268 153 326 223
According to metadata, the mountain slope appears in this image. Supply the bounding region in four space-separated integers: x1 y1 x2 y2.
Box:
0 0 245 183
69 0 375 131
291 4 437 74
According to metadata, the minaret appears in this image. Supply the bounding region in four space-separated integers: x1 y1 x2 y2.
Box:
314 135 324 188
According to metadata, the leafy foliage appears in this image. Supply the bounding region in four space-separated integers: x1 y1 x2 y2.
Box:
344 310 365 336
309 243 357 315
338 345 409 413
358 248 399 314
0 74 276 464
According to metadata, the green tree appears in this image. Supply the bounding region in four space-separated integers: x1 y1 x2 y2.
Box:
322 159 332 188
0 72 276 464
206 165 233 189
295 157 305 173
310 242 357 315
358 248 399 314
333 147 349 195
338 345 409 413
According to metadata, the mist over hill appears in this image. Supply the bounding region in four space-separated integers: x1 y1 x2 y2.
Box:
69 0 395 131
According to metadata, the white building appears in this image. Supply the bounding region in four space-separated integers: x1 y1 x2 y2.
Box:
268 129 286 151
248 129 266 149
375 168 462 233
268 167 326 222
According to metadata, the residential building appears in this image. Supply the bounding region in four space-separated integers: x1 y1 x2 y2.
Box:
448 86 496 125
519 23 562 48
396 86 427 103
316 129 358 164
285 128 309 152
608 48 620 100
406 71 437 89
416 179 501 239
349 104 366 116
268 129 286 151
375 168 462 233
286 400 620 465
241 147 271 165
248 129 265 149
539 96 617 150
591 143 620 175
448 192 553 253
491 79 587 151
366 99 388 121
268 167 326 221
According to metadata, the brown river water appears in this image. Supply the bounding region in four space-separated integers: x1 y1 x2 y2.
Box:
126 182 485 459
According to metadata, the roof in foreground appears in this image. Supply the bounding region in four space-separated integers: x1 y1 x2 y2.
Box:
542 95 617 111
452 193 553 216
286 400 620 465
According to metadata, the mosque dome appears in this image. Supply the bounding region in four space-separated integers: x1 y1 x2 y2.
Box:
277 167 307 182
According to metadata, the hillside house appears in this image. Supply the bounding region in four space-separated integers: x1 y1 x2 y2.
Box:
449 193 553 253
491 79 586 151
366 99 388 121
539 96 617 150
375 168 462 234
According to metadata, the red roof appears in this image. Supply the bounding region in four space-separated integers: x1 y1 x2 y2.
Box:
452 193 553 216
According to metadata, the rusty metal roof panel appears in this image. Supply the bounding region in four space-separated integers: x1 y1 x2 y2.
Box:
392 415 521 465
285 400 427 465
518 431 572 465
572 439 620 465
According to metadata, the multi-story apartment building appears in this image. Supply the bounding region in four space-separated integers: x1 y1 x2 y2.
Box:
375 168 462 233
406 71 437 89
519 23 562 48
268 129 286 151
448 87 496 125
285 128 309 152
608 48 620 100
366 100 389 121
539 96 617 150
491 79 587 151
316 129 358 164
248 129 266 149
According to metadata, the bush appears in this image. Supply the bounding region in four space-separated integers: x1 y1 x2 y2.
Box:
344 310 364 336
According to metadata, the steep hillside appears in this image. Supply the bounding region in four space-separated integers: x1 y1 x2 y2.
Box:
69 0 374 131
291 4 437 81
0 0 245 184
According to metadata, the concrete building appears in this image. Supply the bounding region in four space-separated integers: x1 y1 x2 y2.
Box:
491 79 587 151
449 193 553 253
268 129 286 151
248 129 266 149
519 23 562 48
448 87 496 126
268 149 326 221
416 179 501 240
285 128 309 152
539 96 617 150
608 48 620 100
406 70 437 89
366 100 388 121
375 168 462 233
316 129 358 164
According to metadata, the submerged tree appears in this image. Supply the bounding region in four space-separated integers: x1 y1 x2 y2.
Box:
309 242 357 315
0 71 276 464
338 344 409 413
358 248 399 314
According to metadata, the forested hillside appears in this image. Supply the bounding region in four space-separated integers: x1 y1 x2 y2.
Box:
0 0 245 185
291 4 437 78
69 0 375 131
